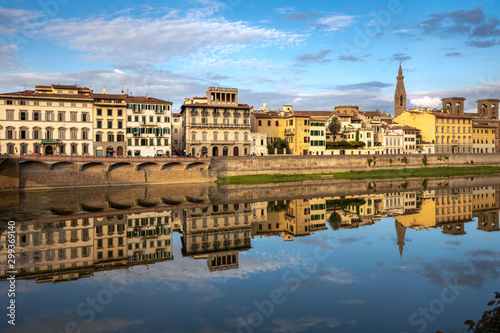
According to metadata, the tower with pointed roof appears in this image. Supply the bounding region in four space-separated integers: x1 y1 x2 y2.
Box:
394 63 407 117
395 221 407 259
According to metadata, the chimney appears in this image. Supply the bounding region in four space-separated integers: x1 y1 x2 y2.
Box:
103 87 106 94
146 93 149 99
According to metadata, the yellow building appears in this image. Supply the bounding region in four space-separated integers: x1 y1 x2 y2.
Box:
94 215 127 266
472 123 496 153
0 84 93 156
92 90 127 156
285 115 310 155
394 110 474 153
251 111 287 146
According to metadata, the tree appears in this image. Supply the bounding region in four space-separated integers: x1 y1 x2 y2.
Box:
328 117 341 142
328 212 342 230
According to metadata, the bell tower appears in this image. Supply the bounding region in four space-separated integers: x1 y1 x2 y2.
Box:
394 63 407 117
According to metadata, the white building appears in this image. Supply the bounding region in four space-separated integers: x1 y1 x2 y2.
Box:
250 132 267 156
126 95 173 157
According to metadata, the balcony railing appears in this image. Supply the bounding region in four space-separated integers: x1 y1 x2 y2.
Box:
190 122 250 129
41 139 59 144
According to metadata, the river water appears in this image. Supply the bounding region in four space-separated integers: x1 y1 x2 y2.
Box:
0 178 499 333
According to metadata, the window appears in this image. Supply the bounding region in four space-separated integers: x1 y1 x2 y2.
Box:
33 129 40 139
117 121 123 129
96 133 102 142
6 110 14 120
6 100 13 105
108 133 114 142
82 129 88 140
118 109 122 117
107 109 112 116
59 102 64 107
108 120 113 128
258 120 262 126
58 112 65 122
70 128 77 139
82 113 89 122
59 128 66 139
97 120 102 129
97 109 102 116
267 120 271 126
20 111 27 121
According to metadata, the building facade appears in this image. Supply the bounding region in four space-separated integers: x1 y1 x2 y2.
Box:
92 91 127 157
125 95 173 157
0 85 93 156
182 87 251 157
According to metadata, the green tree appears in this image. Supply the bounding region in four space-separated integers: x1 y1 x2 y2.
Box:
328 116 341 142
328 212 342 230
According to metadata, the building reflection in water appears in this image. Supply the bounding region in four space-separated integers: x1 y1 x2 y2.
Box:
1 186 498 282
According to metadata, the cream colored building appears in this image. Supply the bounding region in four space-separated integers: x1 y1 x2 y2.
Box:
92 90 127 157
0 217 95 283
182 203 252 271
126 95 173 157
171 113 183 156
0 84 93 156
182 87 252 157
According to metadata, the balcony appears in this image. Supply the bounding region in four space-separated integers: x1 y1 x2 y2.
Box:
243 110 250 117
41 139 59 144
190 122 250 129
223 111 231 117
190 110 199 116
201 109 209 116
285 129 295 135
212 111 220 117
233 111 241 117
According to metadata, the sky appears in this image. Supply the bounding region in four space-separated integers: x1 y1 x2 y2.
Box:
0 0 499 115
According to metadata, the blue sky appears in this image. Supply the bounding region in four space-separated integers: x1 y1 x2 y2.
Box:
1 0 499 114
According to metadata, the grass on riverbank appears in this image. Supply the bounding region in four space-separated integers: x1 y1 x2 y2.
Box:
215 166 500 185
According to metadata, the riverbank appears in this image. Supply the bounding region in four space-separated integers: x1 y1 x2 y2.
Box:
1 153 500 190
216 166 500 185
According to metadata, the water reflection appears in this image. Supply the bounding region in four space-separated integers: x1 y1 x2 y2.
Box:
1 185 498 283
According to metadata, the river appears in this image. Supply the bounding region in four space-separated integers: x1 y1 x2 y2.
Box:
0 176 499 333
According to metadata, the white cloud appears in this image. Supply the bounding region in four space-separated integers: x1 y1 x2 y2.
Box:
410 96 442 108
315 14 358 31
0 40 21 72
33 8 304 64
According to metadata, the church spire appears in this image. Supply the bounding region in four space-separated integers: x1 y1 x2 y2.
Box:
394 63 407 117
395 221 407 259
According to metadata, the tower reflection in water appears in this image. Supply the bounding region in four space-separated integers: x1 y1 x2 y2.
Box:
1 186 498 283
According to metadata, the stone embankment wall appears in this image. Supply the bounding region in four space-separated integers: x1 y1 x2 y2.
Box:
0 156 215 190
0 153 499 191
211 153 500 178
